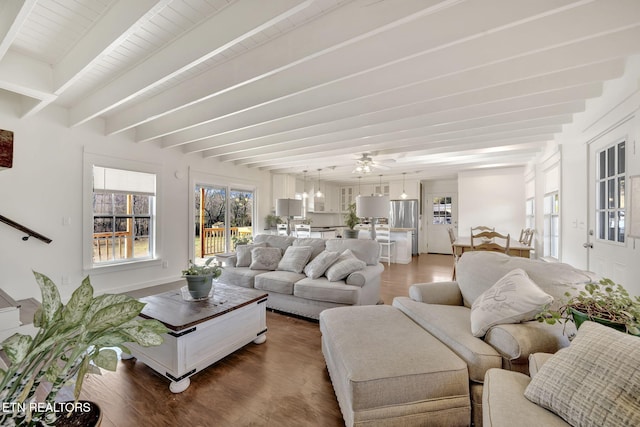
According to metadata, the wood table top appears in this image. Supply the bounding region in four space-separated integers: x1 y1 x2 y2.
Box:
137 282 268 331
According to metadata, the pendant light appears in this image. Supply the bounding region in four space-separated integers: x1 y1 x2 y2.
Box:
400 172 408 199
302 170 308 199
378 174 383 196
316 169 323 198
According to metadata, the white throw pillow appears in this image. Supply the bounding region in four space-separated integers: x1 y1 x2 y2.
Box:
250 247 282 271
524 321 640 427
325 249 366 282
470 268 553 337
235 242 266 267
303 250 340 279
277 245 313 274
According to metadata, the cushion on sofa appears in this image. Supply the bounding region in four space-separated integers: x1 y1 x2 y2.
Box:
277 245 313 273
524 321 640 427
253 234 296 253
303 250 340 279
236 242 266 267
456 252 597 309
325 249 366 282
293 238 326 260
294 277 360 305
250 247 282 270
218 267 264 289
393 296 502 383
325 238 380 266
470 268 553 337
254 271 306 295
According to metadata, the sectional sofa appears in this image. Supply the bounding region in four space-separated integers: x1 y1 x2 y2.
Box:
218 234 383 320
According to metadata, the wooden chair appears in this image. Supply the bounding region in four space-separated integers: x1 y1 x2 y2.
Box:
448 227 458 280
471 225 495 233
276 223 288 236
375 226 395 267
518 228 527 244
470 229 510 254
523 228 534 246
294 224 311 238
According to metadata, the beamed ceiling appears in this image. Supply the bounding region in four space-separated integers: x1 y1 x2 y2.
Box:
1 0 640 184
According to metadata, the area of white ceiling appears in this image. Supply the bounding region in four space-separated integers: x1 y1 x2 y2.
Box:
1 0 639 183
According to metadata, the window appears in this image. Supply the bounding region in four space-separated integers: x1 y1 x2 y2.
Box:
525 198 535 230
432 196 452 225
92 166 156 265
596 141 625 243
543 192 559 259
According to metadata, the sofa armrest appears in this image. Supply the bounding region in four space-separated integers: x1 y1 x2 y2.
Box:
408 282 463 306
484 321 573 367
346 263 384 287
528 352 554 379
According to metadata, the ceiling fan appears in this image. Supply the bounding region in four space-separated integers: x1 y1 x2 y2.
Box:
352 153 392 174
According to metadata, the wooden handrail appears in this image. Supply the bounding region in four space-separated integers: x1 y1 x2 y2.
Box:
0 214 52 244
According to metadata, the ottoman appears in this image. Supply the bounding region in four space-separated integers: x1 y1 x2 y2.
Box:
320 305 470 426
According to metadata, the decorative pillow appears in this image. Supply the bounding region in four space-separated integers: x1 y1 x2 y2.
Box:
325 249 366 282
236 242 266 267
250 247 282 271
524 321 640 427
303 250 340 279
470 268 553 337
277 246 313 274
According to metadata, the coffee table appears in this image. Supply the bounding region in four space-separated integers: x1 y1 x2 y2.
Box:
125 282 268 393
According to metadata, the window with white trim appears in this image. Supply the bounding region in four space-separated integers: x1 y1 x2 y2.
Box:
596 141 625 243
543 192 559 259
92 166 156 265
525 198 535 230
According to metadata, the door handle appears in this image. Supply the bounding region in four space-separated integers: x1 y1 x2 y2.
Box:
583 243 593 249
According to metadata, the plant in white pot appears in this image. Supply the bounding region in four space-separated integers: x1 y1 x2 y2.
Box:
182 258 223 299
343 202 360 239
0 271 168 426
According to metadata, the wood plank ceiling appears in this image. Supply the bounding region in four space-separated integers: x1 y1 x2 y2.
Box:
1 0 639 183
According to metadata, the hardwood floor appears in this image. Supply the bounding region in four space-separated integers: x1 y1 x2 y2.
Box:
79 254 454 427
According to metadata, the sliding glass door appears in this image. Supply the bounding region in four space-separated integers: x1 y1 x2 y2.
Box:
195 184 254 259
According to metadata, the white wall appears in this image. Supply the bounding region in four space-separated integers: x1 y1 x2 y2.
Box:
555 54 640 296
0 101 271 301
458 167 525 239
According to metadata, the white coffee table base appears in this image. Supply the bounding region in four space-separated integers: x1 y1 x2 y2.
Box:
127 287 267 393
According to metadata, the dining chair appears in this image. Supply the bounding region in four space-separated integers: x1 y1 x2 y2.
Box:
375 226 395 267
523 228 534 246
276 223 288 236
470 229 510 254
471 225 495 233
447 227 458 280
294 224 311 238
518 228 527 244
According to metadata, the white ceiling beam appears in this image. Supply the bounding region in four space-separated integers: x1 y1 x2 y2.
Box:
169 59 620 151
0 0 36 59
104 0 447 135
0 50 53 101
212 90 590 163
189 81 600 158
133 0 640 142
68 0 313 127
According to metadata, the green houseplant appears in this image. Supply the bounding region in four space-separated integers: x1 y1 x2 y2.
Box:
265 214 282 229
536 278 640 336
0 271 168 426
343 202 360 239
182 258 223 299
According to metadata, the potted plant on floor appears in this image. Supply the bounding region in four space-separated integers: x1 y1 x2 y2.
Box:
182 258 223 299
536 278 640 336
0 271 168 426
343 202 360 239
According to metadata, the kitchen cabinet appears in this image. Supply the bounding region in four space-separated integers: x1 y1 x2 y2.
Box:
272 174 296 208
340 186 355 212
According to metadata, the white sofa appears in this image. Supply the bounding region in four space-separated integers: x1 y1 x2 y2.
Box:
218 234 384 320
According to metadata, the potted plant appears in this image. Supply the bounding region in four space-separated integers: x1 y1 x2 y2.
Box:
536 278 640 336
231 234 252 247
265 214 282 230
0 271 168 426
182 258 223 299
343 202 360 239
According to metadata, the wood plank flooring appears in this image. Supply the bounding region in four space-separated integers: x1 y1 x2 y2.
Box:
78 254 454 427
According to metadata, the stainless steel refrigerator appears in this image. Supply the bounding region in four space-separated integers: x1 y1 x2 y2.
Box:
389 199 419 255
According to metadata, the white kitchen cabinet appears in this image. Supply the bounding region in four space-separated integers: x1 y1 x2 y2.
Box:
271 174 297 208
340 186 355 212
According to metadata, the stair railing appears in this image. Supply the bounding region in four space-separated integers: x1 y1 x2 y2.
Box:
0 214 52 244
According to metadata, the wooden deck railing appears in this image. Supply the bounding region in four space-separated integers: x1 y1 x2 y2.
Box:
93 231 132 261
201 227 252 256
